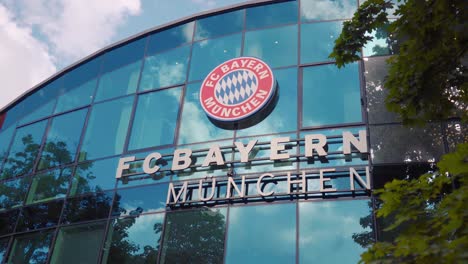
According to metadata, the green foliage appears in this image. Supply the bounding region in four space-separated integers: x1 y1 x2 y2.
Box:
330 0 468 124
360 143 468 263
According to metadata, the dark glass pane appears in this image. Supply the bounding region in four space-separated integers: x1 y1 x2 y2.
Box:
129 87 182 150
0 177 30 210
0 209 19 236
370 124 444 164
113 184 168 216
16 200 63 232
364 56 399 124
189 34 242 81
301 0 357 21
62 57 101 92
7 231 54 264
102 213 164 264
101 37 147 74
244 25 298 68
236 68 298 137
39 109 88 169
246 1 298 29
445 122 466 152
26 167 72 204
178 83 234 144
54 79 96 114
61 191 114 224
147 22 194 55
50 221 106 264
1 121 47 179
299 200 373 263
160 207 227 263
195 10 244 40
0 125 15 172
300 127 368 169
79 96 133 161
0 237 9 263
301 21 342 63
140 45 190 91
302 63 362 127
225 203 296 264
18 100 55 126
70 157 119 196
95 61 141 102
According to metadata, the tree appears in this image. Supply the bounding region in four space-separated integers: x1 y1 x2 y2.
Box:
330 0 468 262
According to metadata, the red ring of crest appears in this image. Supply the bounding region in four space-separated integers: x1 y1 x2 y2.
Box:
199 57 276 122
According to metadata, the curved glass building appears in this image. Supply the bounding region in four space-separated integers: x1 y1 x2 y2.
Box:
0 0 460 263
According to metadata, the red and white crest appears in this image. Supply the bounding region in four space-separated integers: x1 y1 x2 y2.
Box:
199 57 276 122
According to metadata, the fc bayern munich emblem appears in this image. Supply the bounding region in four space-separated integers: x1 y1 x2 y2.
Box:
200 57 276 122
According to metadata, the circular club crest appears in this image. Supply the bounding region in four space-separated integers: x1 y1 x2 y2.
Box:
200 57 276 122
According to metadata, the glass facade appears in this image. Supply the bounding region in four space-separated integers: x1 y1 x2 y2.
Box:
0 0 454 263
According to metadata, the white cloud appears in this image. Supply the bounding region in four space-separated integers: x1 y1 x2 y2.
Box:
190 0 217 8
0 0 141 109
12 0 141 61
0 4 56 110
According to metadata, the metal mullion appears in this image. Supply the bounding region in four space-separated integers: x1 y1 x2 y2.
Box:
97 189 118 263
16 104 90 130
1 235 14 264
155 212 168 264
300 18 350 26
122 36 150 154
301 122 366 131
222 205 231 264
137 83 185 95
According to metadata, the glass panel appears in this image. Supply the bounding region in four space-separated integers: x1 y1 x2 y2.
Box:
195 10 244 40
39 109 88 169
0 177 30 210
178 83 234 144
0 209 19 235
301 21 342 63
70 157 119 196
80 96 133 161
244 25 298 68
302 63 362 127
113 184 168 216
95 61 141 102
62 57 101 93
160 207 227 264
370 124 444 164
301 0 357 21
50 221 106 264
7 231 54 264
18 100 55 126
54 79 96 114
129 87 182 150
189 34 242 81
364 56 399 124
225 203 296 264
0 125 15 171
26 167 72 204
0 237 9 263
147 22 194 55
299 200 373 263
363 23 398 57
246 0 298 29
236 68 298 137
140 45 190 91
61 191 114 224
102 213 165 263
101 37 146 74
1 120 47 179
16 200 63 232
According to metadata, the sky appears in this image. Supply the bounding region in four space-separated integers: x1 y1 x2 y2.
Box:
0 0 247 109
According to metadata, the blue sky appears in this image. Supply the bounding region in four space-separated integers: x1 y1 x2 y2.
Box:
0 0 246 109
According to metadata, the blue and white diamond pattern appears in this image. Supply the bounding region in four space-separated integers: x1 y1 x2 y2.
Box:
215 70 258 105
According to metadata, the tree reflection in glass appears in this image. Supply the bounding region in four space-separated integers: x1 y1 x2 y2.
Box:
160 207 227 264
